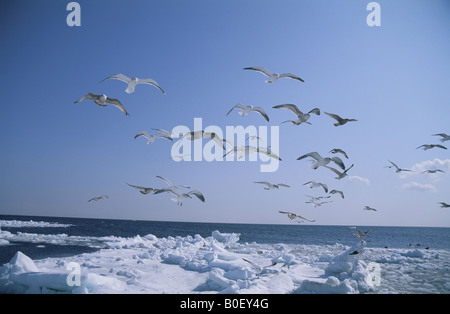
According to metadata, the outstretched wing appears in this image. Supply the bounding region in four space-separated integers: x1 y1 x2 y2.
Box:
252 107 270 122
331 157 346 170
324 112 343 123
226 103 248 116
273 104 304 117
106 97 130 116
138 78 166 94
99 73 131 84
297 152 322 161
188 190 205 202
74 93 99 103
279 72 305 82
243 67 273 77
156 176 174 187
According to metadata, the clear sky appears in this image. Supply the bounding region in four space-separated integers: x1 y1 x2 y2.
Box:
1 0 449 227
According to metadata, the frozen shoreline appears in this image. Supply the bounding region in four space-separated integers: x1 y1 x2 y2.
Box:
1 228 449 294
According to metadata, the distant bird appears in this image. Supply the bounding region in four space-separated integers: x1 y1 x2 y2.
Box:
74 93 129 116
242 258 277 277
179 130 229 150
363 206 377 212
422 169 445 174
324 164 354 180
88 195 109 202
351 230 374 241
303 181 328 193
324 112 357 127
134 131 173 144
433 133 450 142
254 181 290 190
243 67 304 83
329 148 349 159
156 176 191 190
224 146 282 161
329 189 345 199
226 104 270 122
306 200 333 208
438 202 450 208
278 211 315 223
272 104 320 125
99 73 165 94
417 144 447 151
305 195 331 202
127 183 157 195
297 152 345 170
154 187 205 206
385 160 411 173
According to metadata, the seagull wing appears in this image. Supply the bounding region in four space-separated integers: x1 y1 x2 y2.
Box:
74 93 99 103
324 165 343 176
307 108 321 116
188 190 205 202
243 67 273 77
252 107 270 122
278 73 305 82
273 104 304 117
296 215 316 222
320 183 328 193
106 97 130 116
134 131 151 140
257 147 281 161
297 152 322 161
277 184 290 187
435 144 447 150
156 176 175 187
138 78 165 94
99 73 131 84
254 181 272 187
226 104 248 116
127 183 150 190
388 160 400 170
331 157 346 170
324 112 343 123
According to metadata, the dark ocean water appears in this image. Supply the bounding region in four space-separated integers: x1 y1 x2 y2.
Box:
1 215 449 266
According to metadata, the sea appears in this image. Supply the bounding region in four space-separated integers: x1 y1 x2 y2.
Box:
1 214 449 266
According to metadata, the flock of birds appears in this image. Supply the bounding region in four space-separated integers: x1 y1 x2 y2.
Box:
74 66 449 224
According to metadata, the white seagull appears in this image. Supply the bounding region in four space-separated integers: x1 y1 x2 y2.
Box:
324 112 358 127
422 169 445 174
254 181 290 190
99 73 165 94
297 152 345 170
329 148 349 159
278 211 315 223
306 200 333 208
244 67 304 83
324 164 354 180
88 195 109 202
303 181 328 193
178 130 229 150
433 133 450 142
223 146 282 161
329 189 345 199
134 131 173 144
363 206 377 212
127 183 158 195
417 144 447 151
242 258 277 277
74 93 129 116
351 230 374 241
438 202 450 208
385 160 411 173
226 104 270 122
154 187 205 206
272 104 320 125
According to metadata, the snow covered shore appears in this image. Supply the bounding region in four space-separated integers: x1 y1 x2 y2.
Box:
3 229 446 294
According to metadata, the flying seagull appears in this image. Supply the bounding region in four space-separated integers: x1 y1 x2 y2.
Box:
243 67 304 83
99 73 165 94
303 181 328 193
226 104 270 122
385 160 411 173
278 211 315 223
178 130 229 150
422 169 445 174
417 144 447 151
223 146 282 161
297 152 345 170
432 133 450 142
272 104 320 125
154 186 205 206
329 148 349 159
438 202 450 208
242 258 277 277
324 112 357 127
127 183 158 195
88 195 109 202
329 189 345 199
134 131 173 144
74 93 129 116
156 176 191 190
305 195 331 202
351 230 374 241
254 181 290 190
324 164 354 180
306 200 333 208
363 206 377 212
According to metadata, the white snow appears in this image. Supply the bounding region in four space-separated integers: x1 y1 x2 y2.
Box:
0 228 449 294
0 220 72 228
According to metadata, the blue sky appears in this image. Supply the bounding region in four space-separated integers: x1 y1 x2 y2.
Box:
1 0 449 226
